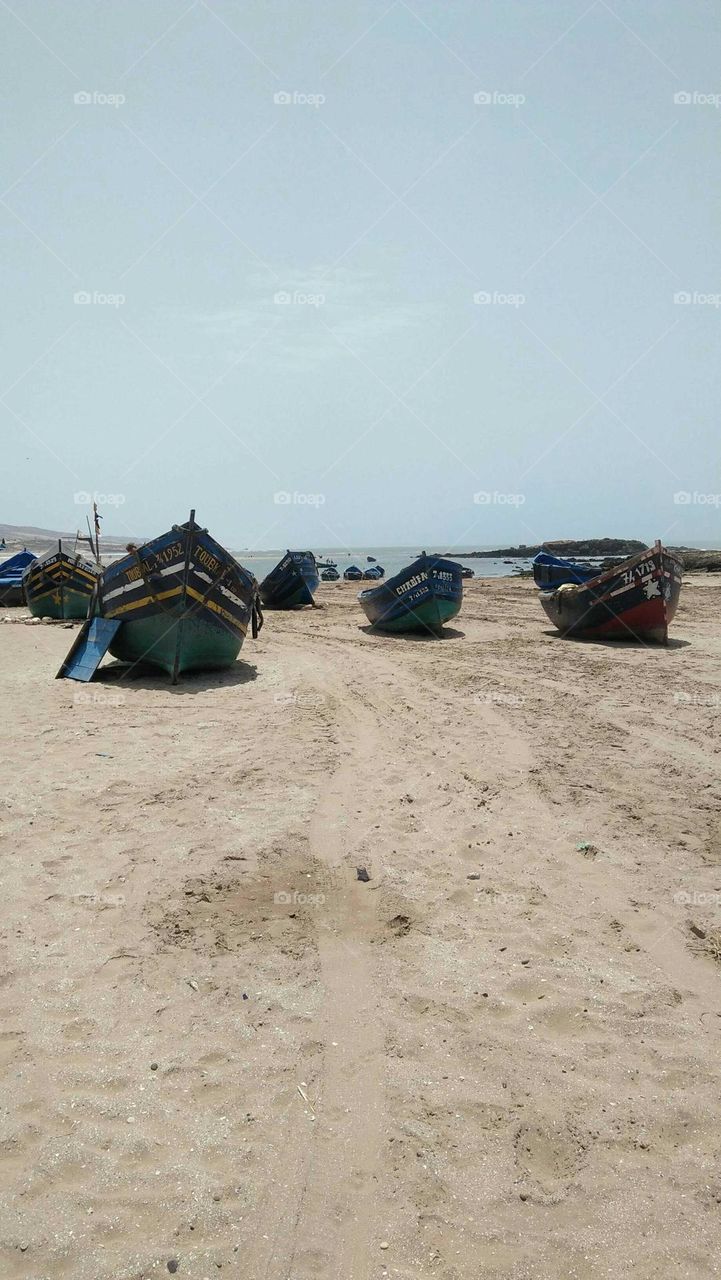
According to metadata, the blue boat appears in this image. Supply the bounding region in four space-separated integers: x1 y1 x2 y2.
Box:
358 554 463 634
533 551 602 591
362 565 384 579
344 565 364 581
88 512 262 681
259 551 319 608
321 567 340 581
24 542 99 619
0 548 36 605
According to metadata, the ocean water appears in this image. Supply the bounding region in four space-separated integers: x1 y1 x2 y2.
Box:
95 544 538 578
231 546 535 581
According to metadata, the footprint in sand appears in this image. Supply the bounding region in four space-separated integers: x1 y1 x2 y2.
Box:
514 1120 587 1200
61 1017 97 1042
0 1029 25 1067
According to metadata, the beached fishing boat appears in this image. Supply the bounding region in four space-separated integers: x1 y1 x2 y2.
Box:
91 512 262 681
321 567 340 581
358 554 463 634
533 551 604 590
344 565 363 581
0 548 36 605
259 551 319 608
538 542 682 643
23 543 98 619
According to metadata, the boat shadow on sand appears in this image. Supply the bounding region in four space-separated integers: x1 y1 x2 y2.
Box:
359 625 466 641
94 661 259 692
542 630 691 650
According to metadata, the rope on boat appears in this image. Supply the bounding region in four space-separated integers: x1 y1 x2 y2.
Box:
252 592 264 638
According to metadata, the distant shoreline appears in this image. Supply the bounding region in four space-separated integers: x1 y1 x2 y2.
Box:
2 527 721 572
432 539 721 571
435 538 648 559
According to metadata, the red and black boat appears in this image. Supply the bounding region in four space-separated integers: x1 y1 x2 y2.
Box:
538 541 683 644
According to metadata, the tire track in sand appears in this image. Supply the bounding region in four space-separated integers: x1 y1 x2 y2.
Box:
243 640 388 1280
288 692 385 1280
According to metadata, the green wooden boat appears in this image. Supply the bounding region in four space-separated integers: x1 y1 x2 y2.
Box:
23 543 98 619
93 512 262 682
357 554 463 634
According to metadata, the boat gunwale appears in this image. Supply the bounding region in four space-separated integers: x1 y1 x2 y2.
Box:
358 553 461 604
540 543 683 602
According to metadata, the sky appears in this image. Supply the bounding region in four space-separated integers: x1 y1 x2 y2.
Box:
1 0 720 550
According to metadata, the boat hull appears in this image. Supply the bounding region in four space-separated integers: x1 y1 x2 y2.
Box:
0 550 35 605
259 552 319 608
0 583 25 607
539 544 682 643
23 551 97 619
96 521 261 681
359 555 463 634
108 605 244 677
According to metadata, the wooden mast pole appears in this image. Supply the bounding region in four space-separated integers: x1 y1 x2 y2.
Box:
93 502 101 563
57 539 64 617
172 508 195 684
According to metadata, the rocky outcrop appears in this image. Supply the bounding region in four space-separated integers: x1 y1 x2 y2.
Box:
439 539 647 559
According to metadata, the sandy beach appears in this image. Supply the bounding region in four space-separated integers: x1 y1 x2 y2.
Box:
2 575 721 1280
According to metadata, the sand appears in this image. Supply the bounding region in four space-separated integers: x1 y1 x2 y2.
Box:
2 576 721 1280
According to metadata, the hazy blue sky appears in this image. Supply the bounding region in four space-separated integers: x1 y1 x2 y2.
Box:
2 0 720 549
